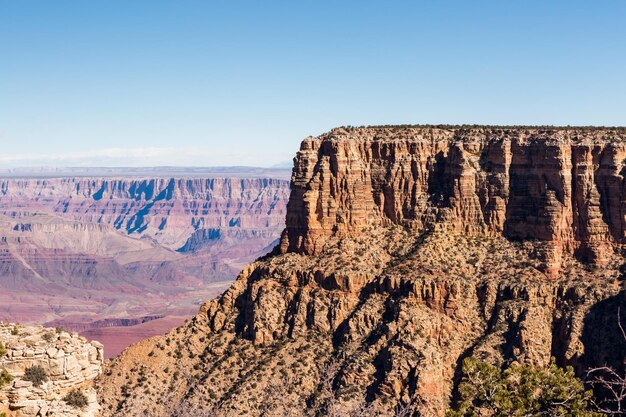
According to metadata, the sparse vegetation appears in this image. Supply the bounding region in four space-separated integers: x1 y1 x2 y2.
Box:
43 331 56 342
0 369 13 388
63 389 89 409
447 357 598 417
23 364 48 387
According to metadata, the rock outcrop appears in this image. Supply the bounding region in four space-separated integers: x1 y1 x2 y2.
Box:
97 126 626 417
0 323 103 417
281 126 625 274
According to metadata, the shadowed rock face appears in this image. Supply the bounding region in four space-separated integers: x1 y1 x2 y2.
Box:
98 126 625 417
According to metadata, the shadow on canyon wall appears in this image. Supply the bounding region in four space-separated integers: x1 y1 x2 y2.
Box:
582 263 626 372
581 262 626 411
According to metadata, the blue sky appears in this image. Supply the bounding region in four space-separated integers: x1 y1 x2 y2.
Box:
1 1 625 167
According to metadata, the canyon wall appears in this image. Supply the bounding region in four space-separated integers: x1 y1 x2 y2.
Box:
281 126 625 274
0 177 289 250
99 127 626 417
0 175 290 355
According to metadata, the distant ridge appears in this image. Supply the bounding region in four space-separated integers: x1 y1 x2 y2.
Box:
0 166 292 179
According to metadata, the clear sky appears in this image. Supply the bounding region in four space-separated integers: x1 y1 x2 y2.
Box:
1 1 625 167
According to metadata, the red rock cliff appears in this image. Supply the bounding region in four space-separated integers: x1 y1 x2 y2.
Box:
281 126 625 273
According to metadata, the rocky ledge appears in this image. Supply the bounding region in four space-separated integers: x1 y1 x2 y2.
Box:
0 324 103 417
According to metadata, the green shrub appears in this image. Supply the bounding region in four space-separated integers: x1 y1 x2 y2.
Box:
447 357 599 417
0 369 13 388
23 365 48 387
63 389 89 408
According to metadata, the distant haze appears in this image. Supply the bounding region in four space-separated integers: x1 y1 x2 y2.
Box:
0 166 292 180
0 147 295 169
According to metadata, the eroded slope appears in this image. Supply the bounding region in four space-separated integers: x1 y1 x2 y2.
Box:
98 126 626 416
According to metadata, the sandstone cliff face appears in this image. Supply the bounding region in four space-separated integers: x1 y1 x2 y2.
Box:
98 127 626 417
281 127 625 273
0 324 103 417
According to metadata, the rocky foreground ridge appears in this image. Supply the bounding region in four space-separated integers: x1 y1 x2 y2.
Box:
98 126 626 416
0 323 103 416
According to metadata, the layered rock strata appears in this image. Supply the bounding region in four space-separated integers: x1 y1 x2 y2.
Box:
281 126 625 274
0 177 289 250
0 323 103 417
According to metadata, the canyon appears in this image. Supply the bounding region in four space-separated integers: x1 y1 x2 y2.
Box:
97 126 625 416
0 172 290 357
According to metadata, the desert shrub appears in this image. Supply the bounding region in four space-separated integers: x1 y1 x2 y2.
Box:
11 325 19 335
42 331 56 342
23 365 48 387
0 341 6 358
0 369 13 387
63 389 89 408
447 357 599 417
55 326 67 334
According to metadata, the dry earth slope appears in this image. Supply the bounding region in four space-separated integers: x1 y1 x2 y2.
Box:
98 126 626 416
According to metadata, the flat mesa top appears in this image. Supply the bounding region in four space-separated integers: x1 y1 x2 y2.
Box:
317 125 626 144
330 124 626 132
